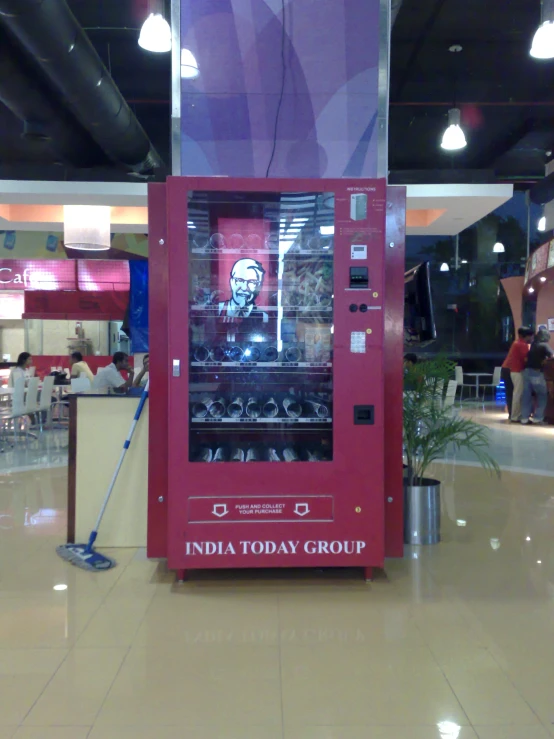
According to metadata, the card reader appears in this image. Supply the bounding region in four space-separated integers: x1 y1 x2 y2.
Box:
349 266 369 289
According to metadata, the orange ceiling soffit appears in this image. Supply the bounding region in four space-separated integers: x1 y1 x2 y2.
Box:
110 206 148 225
406 208 447 227
0 203 147 226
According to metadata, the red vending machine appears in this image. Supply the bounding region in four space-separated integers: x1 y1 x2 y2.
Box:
149 176 399 579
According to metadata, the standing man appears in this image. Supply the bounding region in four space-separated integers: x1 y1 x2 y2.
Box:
92 352 135 394
521 328 554 425
501 327 534 422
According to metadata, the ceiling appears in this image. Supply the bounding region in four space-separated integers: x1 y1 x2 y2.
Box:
0 0 171 182
390 0 554 185
0 0 552 189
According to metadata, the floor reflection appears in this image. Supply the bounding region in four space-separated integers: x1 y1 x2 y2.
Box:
1 426 554 735
0 428 68 474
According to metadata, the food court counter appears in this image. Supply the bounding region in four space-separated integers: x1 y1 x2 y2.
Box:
67 394 148 548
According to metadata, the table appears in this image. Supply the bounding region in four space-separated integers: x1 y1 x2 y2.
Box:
465 372 493 400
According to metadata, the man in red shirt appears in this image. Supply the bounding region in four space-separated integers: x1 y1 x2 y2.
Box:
501 327 534 421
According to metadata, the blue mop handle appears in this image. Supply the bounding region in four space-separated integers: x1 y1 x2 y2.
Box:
85 381 149 553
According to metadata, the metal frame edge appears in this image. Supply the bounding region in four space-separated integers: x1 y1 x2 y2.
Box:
171 0 182 176
377 0 391 181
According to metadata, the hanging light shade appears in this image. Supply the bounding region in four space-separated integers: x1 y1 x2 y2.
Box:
64 205 111 251
138 13 172 53
530 20 554 59
492 242 505 253
181 48 199 79
440 262 450 272
440 108 467 151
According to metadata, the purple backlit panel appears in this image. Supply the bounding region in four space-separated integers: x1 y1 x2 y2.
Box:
180 0 382 178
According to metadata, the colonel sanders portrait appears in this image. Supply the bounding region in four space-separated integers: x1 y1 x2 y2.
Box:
218 258 268 323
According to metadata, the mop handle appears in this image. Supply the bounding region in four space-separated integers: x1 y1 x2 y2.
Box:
92 383 149 534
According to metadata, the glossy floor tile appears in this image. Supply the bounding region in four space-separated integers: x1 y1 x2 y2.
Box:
474 729 551 739
284 729 479 739
456 402 554 474
3 454 554 736
95 644 282 727
0 428 68 473
13 729 91 739
88 728 282 739
0 649 68 726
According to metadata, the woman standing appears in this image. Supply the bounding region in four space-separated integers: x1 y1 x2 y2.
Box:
521 329 553 425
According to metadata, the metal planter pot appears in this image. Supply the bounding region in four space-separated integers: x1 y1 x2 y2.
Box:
404 478 441 545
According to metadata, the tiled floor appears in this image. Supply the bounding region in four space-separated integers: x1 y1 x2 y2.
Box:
0 428 68 474
457 403 554 475
1 418 554 737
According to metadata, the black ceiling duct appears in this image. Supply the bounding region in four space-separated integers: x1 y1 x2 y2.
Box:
0 0 163 175
0 26 107 166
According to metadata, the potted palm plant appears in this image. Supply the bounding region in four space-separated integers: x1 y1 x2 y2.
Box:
403 356 499 545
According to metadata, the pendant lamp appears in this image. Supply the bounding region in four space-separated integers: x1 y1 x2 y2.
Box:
138 12 171 53
64 205 111 251
441 108 467 151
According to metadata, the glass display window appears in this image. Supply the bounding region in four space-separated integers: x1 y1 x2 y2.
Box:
187 191 335 463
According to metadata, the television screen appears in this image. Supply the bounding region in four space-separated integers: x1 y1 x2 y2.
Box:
404 261 436 345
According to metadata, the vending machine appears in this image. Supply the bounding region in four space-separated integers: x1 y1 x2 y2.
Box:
148 177 404 579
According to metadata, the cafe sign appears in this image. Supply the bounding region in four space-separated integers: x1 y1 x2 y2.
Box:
0 260 76 290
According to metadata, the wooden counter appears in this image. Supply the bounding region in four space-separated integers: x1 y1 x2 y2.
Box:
67 394 148 547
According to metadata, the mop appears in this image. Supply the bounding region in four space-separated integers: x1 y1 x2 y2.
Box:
56 381 149 571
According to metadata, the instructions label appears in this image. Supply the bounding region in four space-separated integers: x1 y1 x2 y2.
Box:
188 496 334 523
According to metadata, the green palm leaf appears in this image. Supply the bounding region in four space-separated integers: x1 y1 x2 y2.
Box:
404 356 500 486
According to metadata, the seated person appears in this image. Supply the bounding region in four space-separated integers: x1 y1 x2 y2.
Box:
404 353 417 370
69 351 94 384
133 354 149 387
92 352 135 394
8 352 32 387
403 353 420 391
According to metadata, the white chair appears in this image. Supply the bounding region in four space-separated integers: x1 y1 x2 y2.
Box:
427 378 445 407
36 375 55 431
24 377 40 416
443 380 458 410
480 366 502 402
455 366 472 404
71 377 91 393
0 377 26 444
